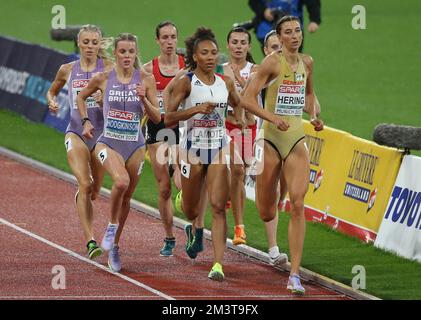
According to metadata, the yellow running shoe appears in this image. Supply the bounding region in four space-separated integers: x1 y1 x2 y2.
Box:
208 262 224 281
232 225 246 245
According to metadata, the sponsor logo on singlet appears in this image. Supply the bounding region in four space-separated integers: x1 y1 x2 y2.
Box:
72 79 97 109
191 106 225 149
104 108 140 141
275 79 305 116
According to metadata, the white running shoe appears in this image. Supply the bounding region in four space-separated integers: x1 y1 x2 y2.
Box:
101 223 118 251
108 245 121 272
269 252 288 266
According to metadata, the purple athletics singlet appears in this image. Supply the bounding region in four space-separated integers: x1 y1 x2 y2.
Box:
66 58 104 151
97 68 145 162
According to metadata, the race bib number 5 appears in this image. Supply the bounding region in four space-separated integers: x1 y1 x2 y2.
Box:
98 148 108 165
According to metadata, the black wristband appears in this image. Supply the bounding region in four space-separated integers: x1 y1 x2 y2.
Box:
81 117 90 126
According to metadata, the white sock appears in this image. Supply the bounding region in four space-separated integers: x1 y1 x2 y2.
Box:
269 246 280 258
108 223 118 228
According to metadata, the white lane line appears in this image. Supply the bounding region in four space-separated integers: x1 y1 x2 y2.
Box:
0 217 174 301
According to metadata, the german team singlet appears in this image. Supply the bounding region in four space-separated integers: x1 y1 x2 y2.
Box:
259 53 307 159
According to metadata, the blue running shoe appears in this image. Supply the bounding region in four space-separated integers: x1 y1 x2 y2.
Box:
287 273 305 295
101 223 118 251
108 245 121 272
190 228 204 253
160 238 176 257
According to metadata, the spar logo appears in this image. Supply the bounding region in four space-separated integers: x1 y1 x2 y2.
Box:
383 186 421 229
108 109 139 121
279 85 305 94
72 79 89 88
194 110 223 127
193 119 217 128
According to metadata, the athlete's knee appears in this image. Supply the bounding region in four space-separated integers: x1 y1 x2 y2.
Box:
210 199 227 217
183 206 199 221
260 210 277 222
289 196 305 215
257 201 277 222
78 178 94 195
114 175 130 193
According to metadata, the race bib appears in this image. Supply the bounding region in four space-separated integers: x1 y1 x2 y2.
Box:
72 79 98 109
104 108 140 141
191 118 224 149
180 160 191 179
64 138 72 152
157 90 165 114
275 81 305 116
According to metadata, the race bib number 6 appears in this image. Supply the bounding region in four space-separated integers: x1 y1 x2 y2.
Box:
180 160 191 179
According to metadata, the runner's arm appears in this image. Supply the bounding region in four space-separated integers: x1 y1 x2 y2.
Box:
77 72 107 138
46 63 72 113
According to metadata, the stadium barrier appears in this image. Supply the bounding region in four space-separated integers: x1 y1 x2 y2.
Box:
302 120 403 242
246 120 403 243
0 36 77 131
374 155 421 262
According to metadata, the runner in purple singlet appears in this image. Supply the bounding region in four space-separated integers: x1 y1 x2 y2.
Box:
77 33 160 272
47 25 114 260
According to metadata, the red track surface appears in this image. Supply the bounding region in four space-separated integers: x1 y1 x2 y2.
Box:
0 155 351 300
